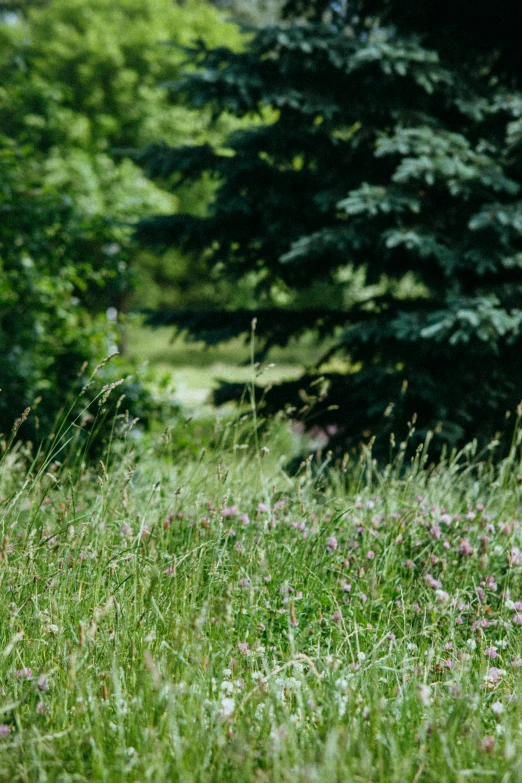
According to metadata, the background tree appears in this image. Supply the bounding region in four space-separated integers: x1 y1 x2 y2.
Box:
0 0 244 315
137 0 522 457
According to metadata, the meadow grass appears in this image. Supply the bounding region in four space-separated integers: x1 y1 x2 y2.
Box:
1 398 522 782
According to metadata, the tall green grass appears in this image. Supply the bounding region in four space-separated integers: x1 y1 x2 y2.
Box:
0 384 522 782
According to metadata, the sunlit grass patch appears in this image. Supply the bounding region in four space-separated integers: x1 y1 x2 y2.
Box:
0 400 522 781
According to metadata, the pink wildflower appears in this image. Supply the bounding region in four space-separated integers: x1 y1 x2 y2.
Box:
484 667 502 684
366 550 375 560
0 725 8 738
481 736 495 753
484 646 498 659
15 668 32 680
326 536 338 552
459 538 473 556
425 574 442 590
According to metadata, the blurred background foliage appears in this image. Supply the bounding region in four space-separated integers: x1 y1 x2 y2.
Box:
137 0 522 458
2 0 522 459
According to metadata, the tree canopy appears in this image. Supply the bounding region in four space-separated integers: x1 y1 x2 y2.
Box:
0 0 245 313
138 0 522 456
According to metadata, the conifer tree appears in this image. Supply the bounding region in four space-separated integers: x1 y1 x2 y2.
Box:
139 0 522 455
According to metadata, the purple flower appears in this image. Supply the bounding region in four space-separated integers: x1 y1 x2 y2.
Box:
222 506 239 518
430 526 441 540
257 503 268 513
459 538 473 556
484 667 502 684
0 725 9 738
425 574 442 590
37 675 49 692
14 668 32 680
326 536 338 552
366 550 375 560
484 646 498 659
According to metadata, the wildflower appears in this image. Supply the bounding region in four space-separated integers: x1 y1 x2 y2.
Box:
326 537 338 552
237 642 249 656
467 511 476 521
481 736 495 753
440 513 452 526
264 574 271 583
435 589 450 603
418 684 431 706
491 701 504 717
387 632 396 642
0 725 9 737
238 578 250 589
425 574 442 590
366 550 375 560
239 514 250 525
430 525 441 540
403 559 414 569
459 538 473 556
36 701 50 715
37 675 49 692
512 614 522 625
484 667 504 684
331 610 342 623
484 647 498 659
509 547 522 566
219 697 235 718
343 582 351 593
222 506 239 518
257 503 268 513
14 668 32 680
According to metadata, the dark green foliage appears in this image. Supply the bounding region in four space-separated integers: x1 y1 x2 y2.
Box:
0 140 113 437
138 0 522 456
